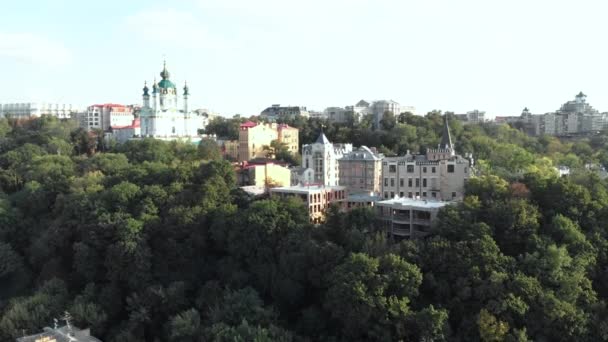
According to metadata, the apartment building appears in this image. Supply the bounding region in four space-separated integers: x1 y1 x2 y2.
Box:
302 132 353 186
237 121 299 162
259 104 310 121
270 185 347 223
338 146 383 194
85 103 134 131
381 115 472 201
376 197 450 239
0 102 79 119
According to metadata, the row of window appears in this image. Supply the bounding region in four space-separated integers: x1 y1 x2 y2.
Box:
383 191 457 199
388 164 456 173
384 177 435 188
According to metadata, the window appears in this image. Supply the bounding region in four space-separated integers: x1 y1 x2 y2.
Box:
408 178 413 187
390 178 395 186
432 192 436 198
423 167 427 173
408 192 413 198
389 165 397 173
423 192 427 197
384 178 388 186
400 178 404 187
452 192 457 199
448 165 455 173
390 192 395 198
407 165 414 173
415 192 420 197
415 178 420 187
432 167 436 173
399 192 404 197
384 192 388 199
423 178 427 187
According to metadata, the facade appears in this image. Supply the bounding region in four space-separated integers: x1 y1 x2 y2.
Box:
218 139 239 160
237 121 299 162
376 198 450 239
290 167 315 185
277 124 299 154
302 132 353 186
381 115 472 201
259 104 310 121
344 192 382 211
111 118 141 143
139 61 205 140
338 146 384 194
324 107 348 123
270 185 347 223
345 100 371 118
0 103 79 119
455 110 486 124
85 103 134 131
17 325 101 342
308 111 327 119
237 162 292 188
370 100 401 129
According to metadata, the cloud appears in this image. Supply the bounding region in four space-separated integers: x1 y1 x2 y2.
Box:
0 32 72 67
124 8 229 49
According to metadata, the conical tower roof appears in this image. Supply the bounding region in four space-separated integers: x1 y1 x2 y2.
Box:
440 115 453 149
315 131 331 144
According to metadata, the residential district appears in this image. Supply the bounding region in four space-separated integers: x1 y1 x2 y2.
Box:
2 63 606 234
4 63 608 341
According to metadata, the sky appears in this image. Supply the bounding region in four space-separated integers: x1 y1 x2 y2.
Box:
1 0 608 118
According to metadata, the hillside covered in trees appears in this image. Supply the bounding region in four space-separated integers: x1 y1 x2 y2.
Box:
2 115 608 341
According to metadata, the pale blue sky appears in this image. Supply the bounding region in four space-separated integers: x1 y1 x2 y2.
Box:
1 0 607 117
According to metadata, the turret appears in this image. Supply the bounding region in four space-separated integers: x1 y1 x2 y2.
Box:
142 81 150 108
183 81 189 114
152 78 159 111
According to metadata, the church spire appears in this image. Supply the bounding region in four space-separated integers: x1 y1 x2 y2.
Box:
160 60 170 80
440 114 453 150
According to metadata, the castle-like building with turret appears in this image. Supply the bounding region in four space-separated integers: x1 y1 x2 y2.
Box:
139 61 205 140
380 115 473 201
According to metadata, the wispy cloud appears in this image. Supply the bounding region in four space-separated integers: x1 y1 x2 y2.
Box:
124 8 230 49
0 32 72 67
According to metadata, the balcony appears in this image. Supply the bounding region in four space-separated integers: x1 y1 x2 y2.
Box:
391 226 411 237
392 214 410 223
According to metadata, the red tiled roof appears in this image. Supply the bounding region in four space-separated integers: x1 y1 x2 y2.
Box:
91 103 128 108
240 121 258 128
112 118 140 130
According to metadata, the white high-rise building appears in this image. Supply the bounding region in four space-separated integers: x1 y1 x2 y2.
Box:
302 132 353 186
0 103 79 119
139 61 205 140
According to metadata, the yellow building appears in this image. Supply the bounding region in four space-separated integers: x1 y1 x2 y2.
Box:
238 121 299 162
238 162 291 188
277 124 299 154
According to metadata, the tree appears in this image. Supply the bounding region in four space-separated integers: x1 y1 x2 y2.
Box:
197 138 221 161
379 111 396 130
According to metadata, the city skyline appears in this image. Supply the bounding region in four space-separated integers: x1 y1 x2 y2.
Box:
1 0 608 117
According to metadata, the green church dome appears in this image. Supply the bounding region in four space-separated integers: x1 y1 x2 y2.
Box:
158 79 176 89
158 60 176 89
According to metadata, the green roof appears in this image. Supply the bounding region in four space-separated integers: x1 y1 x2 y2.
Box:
158 79 176 89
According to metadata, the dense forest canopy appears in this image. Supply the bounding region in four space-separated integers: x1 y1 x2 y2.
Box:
1 115 608 341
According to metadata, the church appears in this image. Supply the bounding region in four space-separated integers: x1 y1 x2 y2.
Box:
139 61 205 140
